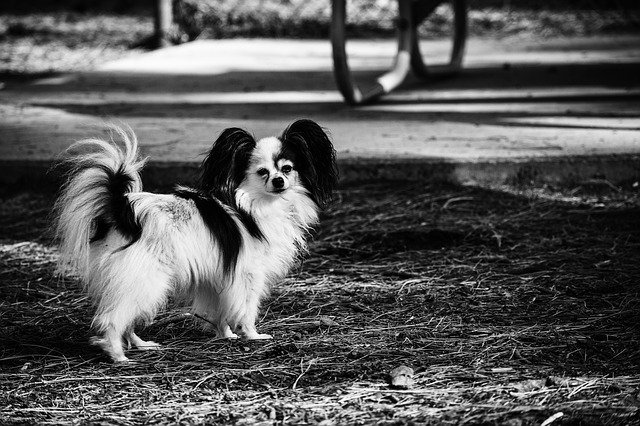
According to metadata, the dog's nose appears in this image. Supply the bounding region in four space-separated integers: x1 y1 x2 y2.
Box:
272 177 285 189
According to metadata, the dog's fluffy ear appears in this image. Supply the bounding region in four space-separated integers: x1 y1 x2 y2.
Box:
281 119 338 207
199 128 256 203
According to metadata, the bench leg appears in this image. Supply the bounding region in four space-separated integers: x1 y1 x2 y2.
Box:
410 0 468 79
331 0 414 105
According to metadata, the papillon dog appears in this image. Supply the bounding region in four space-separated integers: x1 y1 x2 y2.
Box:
54 119 338 362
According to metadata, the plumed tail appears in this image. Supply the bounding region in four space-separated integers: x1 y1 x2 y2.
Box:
54 126 147 278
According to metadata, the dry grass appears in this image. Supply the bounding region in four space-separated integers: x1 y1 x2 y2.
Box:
1 182 639 425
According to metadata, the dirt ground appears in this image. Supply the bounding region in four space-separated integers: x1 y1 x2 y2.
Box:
1 182 639 424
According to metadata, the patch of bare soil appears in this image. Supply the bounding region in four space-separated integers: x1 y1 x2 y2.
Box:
1 182 639 424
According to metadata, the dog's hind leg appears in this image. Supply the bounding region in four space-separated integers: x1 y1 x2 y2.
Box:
127 332 161 350
92 293 166 362
90 262 172 362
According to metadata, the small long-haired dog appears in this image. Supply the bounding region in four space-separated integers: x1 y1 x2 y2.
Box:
54 119 338 362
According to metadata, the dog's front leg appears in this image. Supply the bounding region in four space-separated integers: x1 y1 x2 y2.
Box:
237 322 272 340
90 327 129 363
236 284 272 340
216 322 239 339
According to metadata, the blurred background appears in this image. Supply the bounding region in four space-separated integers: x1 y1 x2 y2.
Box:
2 0 639 77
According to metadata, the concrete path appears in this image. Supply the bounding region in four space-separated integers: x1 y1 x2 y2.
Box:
1 35 639 189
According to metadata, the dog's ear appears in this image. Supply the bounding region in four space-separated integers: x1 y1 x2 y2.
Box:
199 128 256 204
281 119 338 207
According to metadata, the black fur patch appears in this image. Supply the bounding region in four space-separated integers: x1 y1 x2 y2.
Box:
88 164 141 249
237 208 265 241
196 127 264 242
108 165 142 245
280 119 338 207
174 187 244 276
198 128 256 206
274 146 297 166
90 217 110 243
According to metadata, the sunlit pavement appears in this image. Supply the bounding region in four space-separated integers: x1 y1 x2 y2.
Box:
1 35 639 188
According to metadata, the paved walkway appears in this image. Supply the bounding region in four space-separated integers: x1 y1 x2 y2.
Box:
1 35 639 188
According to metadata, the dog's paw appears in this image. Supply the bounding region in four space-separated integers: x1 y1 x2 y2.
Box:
90 336 130 363
128 333 161 351
244 333 273 340
217 331 239 339
89 336 105 347
215 324 239 339
135 340 161 351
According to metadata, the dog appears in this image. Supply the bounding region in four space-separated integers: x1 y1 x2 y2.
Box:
54 119 338 362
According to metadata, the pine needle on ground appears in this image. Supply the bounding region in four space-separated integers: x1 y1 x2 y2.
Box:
1 182 638 425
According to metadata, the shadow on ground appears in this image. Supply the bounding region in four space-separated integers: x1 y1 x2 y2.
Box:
18 61 640 133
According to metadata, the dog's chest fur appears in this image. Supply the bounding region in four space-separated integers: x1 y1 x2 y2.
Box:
239 199 314 284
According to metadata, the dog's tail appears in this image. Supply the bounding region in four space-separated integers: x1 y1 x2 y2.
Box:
54 126 147 279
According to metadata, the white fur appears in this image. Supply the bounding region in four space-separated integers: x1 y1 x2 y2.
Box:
54 126 146 278
55 129 320 362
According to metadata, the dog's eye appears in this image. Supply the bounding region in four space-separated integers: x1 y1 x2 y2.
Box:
257 168 269 177
281 165 293 173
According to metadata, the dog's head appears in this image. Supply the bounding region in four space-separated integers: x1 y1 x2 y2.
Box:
199 119 338 207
